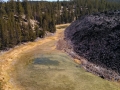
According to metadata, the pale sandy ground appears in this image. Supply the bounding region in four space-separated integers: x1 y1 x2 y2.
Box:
0 24 70 90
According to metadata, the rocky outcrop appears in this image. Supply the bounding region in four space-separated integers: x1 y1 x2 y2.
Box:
64 10 120 81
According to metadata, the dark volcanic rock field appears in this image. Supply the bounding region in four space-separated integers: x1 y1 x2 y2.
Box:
65 10 120 77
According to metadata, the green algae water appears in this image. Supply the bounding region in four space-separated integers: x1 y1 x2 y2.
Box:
11 26 120 90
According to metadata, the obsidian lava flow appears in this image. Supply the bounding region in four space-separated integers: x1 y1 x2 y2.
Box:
65 10 120 73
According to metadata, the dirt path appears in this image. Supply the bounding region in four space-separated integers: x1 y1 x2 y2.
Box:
1 23 120 90
0 24 70 90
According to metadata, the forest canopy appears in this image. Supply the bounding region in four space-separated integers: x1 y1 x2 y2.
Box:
0 0 120 50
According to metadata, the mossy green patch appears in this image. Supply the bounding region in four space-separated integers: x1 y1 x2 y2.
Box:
33 57 59 66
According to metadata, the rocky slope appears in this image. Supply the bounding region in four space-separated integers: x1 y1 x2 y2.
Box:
64 10 120 81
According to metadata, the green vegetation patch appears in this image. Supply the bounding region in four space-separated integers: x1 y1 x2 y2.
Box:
13 52 120 90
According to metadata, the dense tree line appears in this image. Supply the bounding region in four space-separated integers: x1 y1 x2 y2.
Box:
0 0 120 50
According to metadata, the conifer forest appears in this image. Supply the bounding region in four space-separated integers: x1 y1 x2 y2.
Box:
0 0 120 50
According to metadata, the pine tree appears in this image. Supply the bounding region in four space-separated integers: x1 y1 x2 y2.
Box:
15 22 22 44
28 21 36 41
22 0 32 19
8 0 16 13
0 2 6 17
16 0 24 15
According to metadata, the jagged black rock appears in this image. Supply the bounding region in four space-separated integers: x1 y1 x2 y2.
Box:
65 10 120 74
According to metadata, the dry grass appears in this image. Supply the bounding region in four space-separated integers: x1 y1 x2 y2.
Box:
0 24 70 90
0 23 120 90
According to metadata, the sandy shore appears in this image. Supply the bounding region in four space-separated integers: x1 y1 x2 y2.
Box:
0 24 70 90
